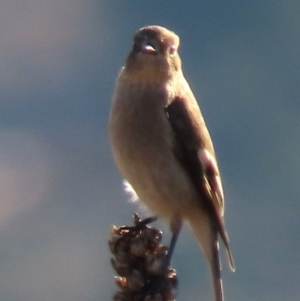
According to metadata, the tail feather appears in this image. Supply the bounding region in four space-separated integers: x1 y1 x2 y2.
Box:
214 217 235 272
226 244 235 272
188 211 225 301
211 234 224 301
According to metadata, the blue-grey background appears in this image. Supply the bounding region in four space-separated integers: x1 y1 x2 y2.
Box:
0 1 299 301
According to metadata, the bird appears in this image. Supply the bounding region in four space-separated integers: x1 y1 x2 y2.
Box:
109 25 235 301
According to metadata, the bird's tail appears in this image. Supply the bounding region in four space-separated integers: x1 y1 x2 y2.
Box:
224 239 235 272
188 211 224 301
211 233 224 301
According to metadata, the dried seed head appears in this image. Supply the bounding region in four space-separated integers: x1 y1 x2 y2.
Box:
109 214 178 301
143 228 163 250
109 226 131 254
144 293 163 301
161 270 178 301
113 291 132 301
145 246 168 275
111 254 133 277
130 235 149 257
115 276 128 291
126 269 145 292
145 253 165 276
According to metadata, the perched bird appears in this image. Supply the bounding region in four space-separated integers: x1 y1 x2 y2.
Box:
109 25 235 301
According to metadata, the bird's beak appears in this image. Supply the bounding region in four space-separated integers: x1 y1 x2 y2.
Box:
141 41 157 54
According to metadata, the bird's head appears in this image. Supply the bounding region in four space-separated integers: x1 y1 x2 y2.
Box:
125 26 182 82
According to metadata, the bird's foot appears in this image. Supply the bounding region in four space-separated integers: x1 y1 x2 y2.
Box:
119 214 157 237
112 214 157 254
123 214 157 231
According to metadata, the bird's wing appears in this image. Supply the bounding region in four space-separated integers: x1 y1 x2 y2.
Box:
165 97 223 212
165 97 235 270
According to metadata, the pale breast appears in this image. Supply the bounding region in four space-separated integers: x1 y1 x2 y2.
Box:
109 79 199 218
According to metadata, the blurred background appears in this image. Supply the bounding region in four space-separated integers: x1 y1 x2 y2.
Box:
0 1 299 301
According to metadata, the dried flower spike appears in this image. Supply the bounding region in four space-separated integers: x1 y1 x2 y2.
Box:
109 213 178 301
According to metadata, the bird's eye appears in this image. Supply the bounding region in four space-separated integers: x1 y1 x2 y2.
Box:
169 45 176 55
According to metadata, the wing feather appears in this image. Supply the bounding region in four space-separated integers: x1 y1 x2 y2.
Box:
165 97 235 271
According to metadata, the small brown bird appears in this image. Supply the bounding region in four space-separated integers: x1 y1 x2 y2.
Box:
109 25 235 301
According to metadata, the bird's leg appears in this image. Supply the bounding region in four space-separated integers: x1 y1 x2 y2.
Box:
145 216 182 297
164 230 179 269
164 216 182 271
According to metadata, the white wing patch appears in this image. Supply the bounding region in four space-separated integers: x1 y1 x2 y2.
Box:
198 148 224 214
